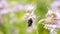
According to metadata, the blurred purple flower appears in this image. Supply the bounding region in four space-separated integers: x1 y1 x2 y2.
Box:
51 1 60 10
24 4 36 11
17 4 24 10
0 9 9 14
0 2 4 10
0 0 8 8
12 4 24 12
48 1 60 29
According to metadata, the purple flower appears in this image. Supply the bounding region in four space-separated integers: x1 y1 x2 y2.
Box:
24 4 36 11
51 1 60 10
17 4 24 10
0 2 4 10
12 4 24 12
0 9 9 14
0 0 8 8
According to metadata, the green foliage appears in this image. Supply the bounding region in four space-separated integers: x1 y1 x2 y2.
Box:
36 22 50 34
19 20 27 34
56 29 60 34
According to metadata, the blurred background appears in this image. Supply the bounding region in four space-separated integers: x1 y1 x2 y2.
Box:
0 0 60 34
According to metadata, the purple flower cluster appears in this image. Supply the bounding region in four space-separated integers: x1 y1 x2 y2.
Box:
51 1 60 10
0 1 35 14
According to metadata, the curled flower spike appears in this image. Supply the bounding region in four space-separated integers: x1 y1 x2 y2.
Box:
38 7 60 34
